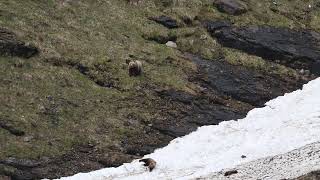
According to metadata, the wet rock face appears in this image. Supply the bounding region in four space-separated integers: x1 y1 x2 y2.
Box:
149 16 179 29
205 20 232 32
0 119 25 136
213 0 248 15
0 145 104 180
206 23 320 74
188 54 304 107
0 27 38 58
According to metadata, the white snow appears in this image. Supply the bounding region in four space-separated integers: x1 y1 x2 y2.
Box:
57 78 320 180
202 141 320 179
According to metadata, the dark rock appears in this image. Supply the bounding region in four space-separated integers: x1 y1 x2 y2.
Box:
214 0 248 15
0 27 38 58
149 16 179 29
0 119 25 136
204 20 232 32
311 61 320 75
294 170 320 180
155 0 174 7
241 155 246 158
207 23 320 73
187 54 303 107
224 169 238 176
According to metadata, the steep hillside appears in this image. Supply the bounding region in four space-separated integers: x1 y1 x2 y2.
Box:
0 0 319 179
56 77 320 180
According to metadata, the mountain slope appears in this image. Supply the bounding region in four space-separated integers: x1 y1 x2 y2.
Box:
0 0 319 179
58 77 320 179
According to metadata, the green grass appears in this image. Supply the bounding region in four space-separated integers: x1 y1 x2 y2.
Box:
0 0 318 160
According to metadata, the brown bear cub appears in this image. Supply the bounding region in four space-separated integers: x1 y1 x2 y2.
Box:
139 158 157 172
128 60 143 77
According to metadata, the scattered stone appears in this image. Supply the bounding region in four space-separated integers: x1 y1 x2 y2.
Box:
23 136 33 142
213 0 248 15
0 27 38 58
299 69 305 74
128 60 143 77
304 70 310 76
224 169 238 176
166 41 177 48
207 23 320 74
139 158 157 172
149 16 179 29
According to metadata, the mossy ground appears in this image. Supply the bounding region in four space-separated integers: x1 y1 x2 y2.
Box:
0 0 318 171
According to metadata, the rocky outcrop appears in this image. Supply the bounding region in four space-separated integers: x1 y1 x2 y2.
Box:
0 27 38 58
213 0 248 15
187 54 305 107
150 53 308 137
206 22 320 74
0 119 25 136
149 16 179 29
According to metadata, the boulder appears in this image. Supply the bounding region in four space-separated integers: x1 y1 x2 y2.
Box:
206 22 320 74
205 20 232 32
213 0 248 15
0 27 38 58
165 41 177 48
149 16 179 29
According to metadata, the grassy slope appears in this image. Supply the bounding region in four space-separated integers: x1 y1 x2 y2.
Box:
0 0 319 161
